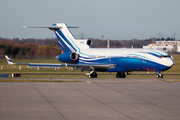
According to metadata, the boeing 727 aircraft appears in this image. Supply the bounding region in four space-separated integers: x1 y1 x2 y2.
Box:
5 23 174 78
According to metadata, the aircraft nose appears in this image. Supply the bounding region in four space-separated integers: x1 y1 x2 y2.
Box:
168 58 174 68
163 58 174 71
171 56 175 65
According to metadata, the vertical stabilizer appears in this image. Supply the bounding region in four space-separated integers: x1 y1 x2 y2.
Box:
5 55 14 65
52 23 79 53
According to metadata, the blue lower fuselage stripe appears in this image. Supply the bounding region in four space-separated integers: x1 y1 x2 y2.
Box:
78 57 170 72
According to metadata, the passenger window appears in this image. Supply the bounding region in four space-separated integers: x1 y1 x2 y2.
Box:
158 55 162 58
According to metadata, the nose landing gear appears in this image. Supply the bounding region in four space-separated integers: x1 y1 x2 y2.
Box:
157 73 163 78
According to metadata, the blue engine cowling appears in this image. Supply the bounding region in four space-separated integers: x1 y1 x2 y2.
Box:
58 52 79 63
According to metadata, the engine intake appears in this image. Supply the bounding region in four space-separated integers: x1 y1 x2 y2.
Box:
70 52 79 61
87 39 92 46
58 52 79 63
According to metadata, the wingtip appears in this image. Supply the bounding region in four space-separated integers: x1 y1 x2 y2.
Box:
5 55 14 65
5 55 9 60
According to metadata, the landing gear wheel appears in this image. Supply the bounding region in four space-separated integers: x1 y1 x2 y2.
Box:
116 72 126 78
88 71 98 78
116 73 120 78
160 74 163 78
157 74 163 78
157 74 160 78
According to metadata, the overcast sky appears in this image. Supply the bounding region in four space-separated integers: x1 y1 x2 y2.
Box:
0 0 180 40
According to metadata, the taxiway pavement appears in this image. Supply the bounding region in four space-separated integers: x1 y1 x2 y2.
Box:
0 78 180 120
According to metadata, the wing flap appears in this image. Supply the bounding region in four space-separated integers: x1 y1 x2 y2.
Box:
28 63 62 68
66 64 115 69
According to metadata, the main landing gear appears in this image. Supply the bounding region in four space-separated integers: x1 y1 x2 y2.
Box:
116 72 126 78
87 70 97 78
87 71 127 78
157 73 163 78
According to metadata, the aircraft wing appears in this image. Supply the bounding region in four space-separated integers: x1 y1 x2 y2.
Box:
5 55 115 70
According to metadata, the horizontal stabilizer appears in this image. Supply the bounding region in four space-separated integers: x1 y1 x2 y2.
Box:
23 25 63 29
23 23 79 29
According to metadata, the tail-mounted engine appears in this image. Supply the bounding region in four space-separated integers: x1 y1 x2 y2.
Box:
58 52 79 63
70 52 79 61
74 39 93 49
86 39 92 46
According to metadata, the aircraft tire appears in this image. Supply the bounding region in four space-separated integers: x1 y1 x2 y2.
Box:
116 72 120 78
93 72 97 78
161 74 163 78
157 74 160 78
157 74 163 78
122 72 126 78
89 72 97 78
116 72 126 78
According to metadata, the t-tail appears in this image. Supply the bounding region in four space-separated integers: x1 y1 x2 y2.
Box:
24 23 92 53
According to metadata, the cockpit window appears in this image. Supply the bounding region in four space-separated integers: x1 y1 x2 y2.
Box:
158 55 170 58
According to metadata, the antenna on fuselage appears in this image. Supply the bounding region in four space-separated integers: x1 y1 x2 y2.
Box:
107 39 110 48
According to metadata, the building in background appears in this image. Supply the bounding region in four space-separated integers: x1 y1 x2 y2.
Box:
143 41 180 52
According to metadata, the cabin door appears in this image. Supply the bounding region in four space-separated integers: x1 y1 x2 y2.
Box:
143 54 146 63
108 56 111 62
